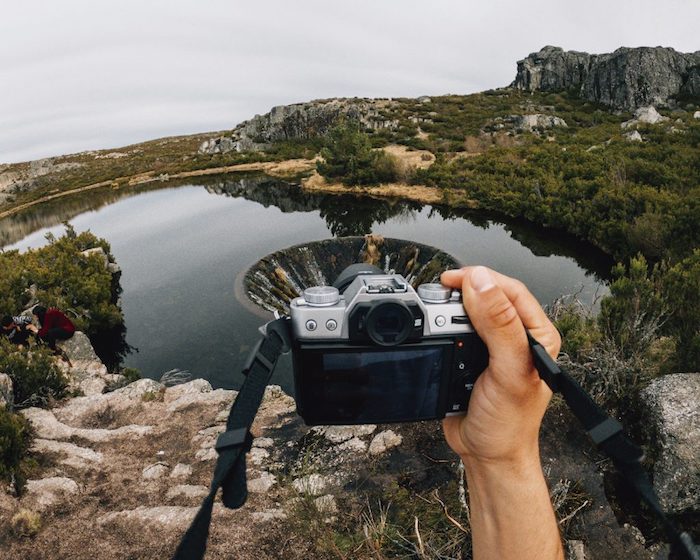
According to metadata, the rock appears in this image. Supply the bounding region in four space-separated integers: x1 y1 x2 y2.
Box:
511 114 568 131
164 378 212 402
336 437 367 453
142 462 170 480
694 111 700 119
253 437 274 448
623 130 643 142
292 474 331 496
98 506 198 530
165 484 208 500
417 96 432 103
0 372 14 410
621 106 670 129
165 379 236 413
24 477 79 511
251 508 287 522
368 430 403 456
248 471 277 493
31 439 103 470
194 447 217 462
159 368 193 387
53 378 163 425
566 539 587 560
311 424 377 444
169 463 193 479
22 407 152 442
249 447 270 465
314 494 338 515
199 98 398 154
58 331 103 364
513 45 700 110
641 372 700 514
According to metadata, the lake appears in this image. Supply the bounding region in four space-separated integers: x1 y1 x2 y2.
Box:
0 175 612 393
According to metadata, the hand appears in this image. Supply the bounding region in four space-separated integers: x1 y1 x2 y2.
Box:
440 266 564 560
440 266 561 467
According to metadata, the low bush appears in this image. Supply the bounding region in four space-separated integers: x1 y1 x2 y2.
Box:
0 339 67 408
0 405 33 494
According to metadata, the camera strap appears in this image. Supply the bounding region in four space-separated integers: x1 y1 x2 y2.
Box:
528 333 699 560
172 317 291 560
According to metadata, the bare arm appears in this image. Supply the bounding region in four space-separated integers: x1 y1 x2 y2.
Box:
441 266 564 560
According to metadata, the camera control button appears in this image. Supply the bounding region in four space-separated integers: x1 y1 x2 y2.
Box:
435 315 446 327
458 362 466 370
305 320 317 331
325 319 337 331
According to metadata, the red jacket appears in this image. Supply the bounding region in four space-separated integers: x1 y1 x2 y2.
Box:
38 308 76 338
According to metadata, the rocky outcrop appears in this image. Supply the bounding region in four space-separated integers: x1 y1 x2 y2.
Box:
640 372 700 514
199 98 398 155
514 45 700 110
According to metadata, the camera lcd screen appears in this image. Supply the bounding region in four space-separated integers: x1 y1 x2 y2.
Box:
297 344 449 424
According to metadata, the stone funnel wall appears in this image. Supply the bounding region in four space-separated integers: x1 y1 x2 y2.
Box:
244 235 460 314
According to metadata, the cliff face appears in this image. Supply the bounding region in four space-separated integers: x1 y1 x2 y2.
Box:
199 98 398 155
514 45 700 109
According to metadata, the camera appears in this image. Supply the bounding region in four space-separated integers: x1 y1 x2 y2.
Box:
289 264 488 425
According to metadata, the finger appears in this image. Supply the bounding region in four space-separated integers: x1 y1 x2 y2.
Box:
460 266 536 384
442 267 559 357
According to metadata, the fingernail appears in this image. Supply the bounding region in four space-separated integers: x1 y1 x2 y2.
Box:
470 266 495 293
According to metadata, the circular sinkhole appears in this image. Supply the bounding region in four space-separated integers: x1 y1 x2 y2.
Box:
242 234 461 315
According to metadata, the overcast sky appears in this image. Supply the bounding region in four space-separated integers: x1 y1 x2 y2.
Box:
1 0 698 164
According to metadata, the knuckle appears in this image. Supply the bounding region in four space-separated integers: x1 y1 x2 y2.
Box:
487 298 519 330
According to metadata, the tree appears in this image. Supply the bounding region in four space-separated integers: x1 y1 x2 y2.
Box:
317 123 397 186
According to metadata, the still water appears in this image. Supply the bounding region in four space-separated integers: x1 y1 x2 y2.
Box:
1 176 611 392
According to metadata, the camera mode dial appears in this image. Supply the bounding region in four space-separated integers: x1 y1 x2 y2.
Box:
303 286 340 307
417 283 451 303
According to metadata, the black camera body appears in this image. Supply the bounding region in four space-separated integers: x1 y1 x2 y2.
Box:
289 264 488 425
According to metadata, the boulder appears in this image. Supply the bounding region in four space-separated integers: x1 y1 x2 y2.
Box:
165 484 208 500
23 477 79 512
623 130 643 142
513 46 700 110
694 111 700 119
169 463 193 479
368 430 403 455
31 439 103 470
311 424 377 444
53 378 163 425
621 106 670 129
512 114 568 131
142 462 170 480
641 372 700 514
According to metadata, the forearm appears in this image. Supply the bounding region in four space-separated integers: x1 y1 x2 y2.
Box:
463 454 564 560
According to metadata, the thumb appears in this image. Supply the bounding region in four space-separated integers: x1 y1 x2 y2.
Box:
462 266 531 381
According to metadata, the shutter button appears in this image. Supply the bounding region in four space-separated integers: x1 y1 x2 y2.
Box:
435 315 446 327
326 319 337 331
306 320 317 331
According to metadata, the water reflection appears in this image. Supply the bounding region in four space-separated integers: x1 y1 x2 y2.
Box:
0 174 613 391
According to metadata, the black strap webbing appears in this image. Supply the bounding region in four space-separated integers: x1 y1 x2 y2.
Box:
172 317 290 560
528 333 699 560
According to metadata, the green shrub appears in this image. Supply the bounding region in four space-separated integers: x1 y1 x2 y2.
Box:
0 339 68 408
317 123 398 185
0 225 123 340
0 405 33 493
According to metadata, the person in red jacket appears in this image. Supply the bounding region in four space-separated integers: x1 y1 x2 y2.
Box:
32 305 75 351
